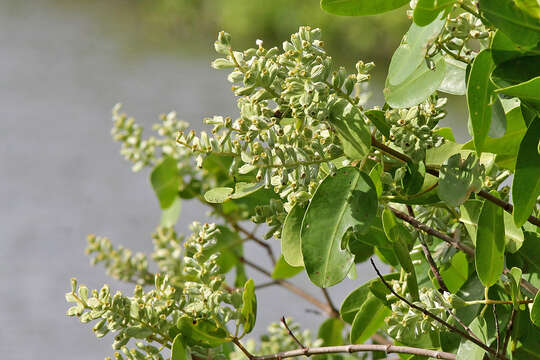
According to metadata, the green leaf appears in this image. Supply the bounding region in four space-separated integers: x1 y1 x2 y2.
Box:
368 162 383 198
241 279 257 334
204 187 233 203
125 326 153 339
328 99 371 161
456 317 488 360
467 49 495 152
491 56 540 89
504 211 524 253
479 0 540 46
475 200 505 287
340 273 399 323
434 127 456 142
230 182 263 199
150 157 180 209
440 251 469 293
272 256 303 279
171 334 187 360
532 290 540 327
318 318 344 346
281 204 306 267
177 318 228 348
385 53 446 108
413 0 455 26
320 0 409 16
513 116 540 226
206 225 243 274
437 153 484 207
515 0 540 19
350 294 391 344
160 196 181 227
438 57 467 95
365 109 390 138
495 77 540 108
491 30 540 65
508 266 523 310
387 14 446 86
301 167 377 287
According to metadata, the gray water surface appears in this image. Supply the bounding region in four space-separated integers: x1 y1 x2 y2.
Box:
0 2 394 358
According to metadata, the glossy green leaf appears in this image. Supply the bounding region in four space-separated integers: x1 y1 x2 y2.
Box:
489 96 507 138
177 318 228 348
350 294 390 344
532 290 540 327
456 317 488 360
437 153 484 207
368 162 383 198
301 167 377 287
491 30 540 65
150 157 180 209
491 56 540 89
320 0 409 16
387 14 446 85
513 116 540 226
516 0 540 19
160 196 181 227
340 273 399 323
328 99 371 161
504 211 524 253
413 0 454 26
440 252 469 293
171 334 187 360
495 77 540 108
385 53 446 108
272 256 303 279
438 57 467 95
241 279 257 334
467 49 495 152
281 204 306 267
230 182 263 199
479 0 540 46
204 187 233 203
318 318 344 346
475 200 505 287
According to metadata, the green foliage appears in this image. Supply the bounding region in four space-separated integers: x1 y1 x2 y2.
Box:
66 2 540 360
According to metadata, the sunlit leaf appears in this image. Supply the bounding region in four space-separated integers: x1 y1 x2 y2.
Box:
321 0 409 16
150 156 180 209
475 200 505 287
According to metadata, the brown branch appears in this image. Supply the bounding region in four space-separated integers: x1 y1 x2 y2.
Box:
389 206 539 296
281 316 306 350
370 259 508 360
232 222 276 265
239 256 336 317
321 288 339 317
371 136 540 228
233 343 457 360
407 205 449 293
493 305 501 356
502 308 516 355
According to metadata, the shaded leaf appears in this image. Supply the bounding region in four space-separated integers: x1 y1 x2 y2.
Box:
272 256 303 279
318 318 344 346
513 116 540 226
301 167 377 287
328 99 371 161
281 204 306 267
438 57 467 95
171 334 187 360
437 153 484 207
350 294 390 344
204 187 233 203
177 318 228 348
456 317 488 360
150 157 180 209
413 0 455 26
475 200 505 287
161 196 181 227
241 279 257 334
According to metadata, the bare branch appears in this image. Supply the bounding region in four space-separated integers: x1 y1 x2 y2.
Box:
320 288 339 317
281 316 306 350
502 308 516 356
493 305 501 356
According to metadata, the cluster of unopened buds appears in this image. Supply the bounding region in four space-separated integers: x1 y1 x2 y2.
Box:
386 95 447 162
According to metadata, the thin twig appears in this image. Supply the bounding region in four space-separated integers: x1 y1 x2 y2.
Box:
321 288 339 317
502 309 516 356
369 258 507 360
281 316 306 350
255 281 279 290
388 205 539 296
407 205 449 293
232 222 277 265
231 343 457 360
239 256 335 317
370 136 540 228
493 304 501 356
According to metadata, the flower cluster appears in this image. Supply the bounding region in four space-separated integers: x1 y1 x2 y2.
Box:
178 27 375 210
385 95 447 162
386 286 454 343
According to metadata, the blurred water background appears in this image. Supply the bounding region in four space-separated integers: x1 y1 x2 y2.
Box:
0 1 468 359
